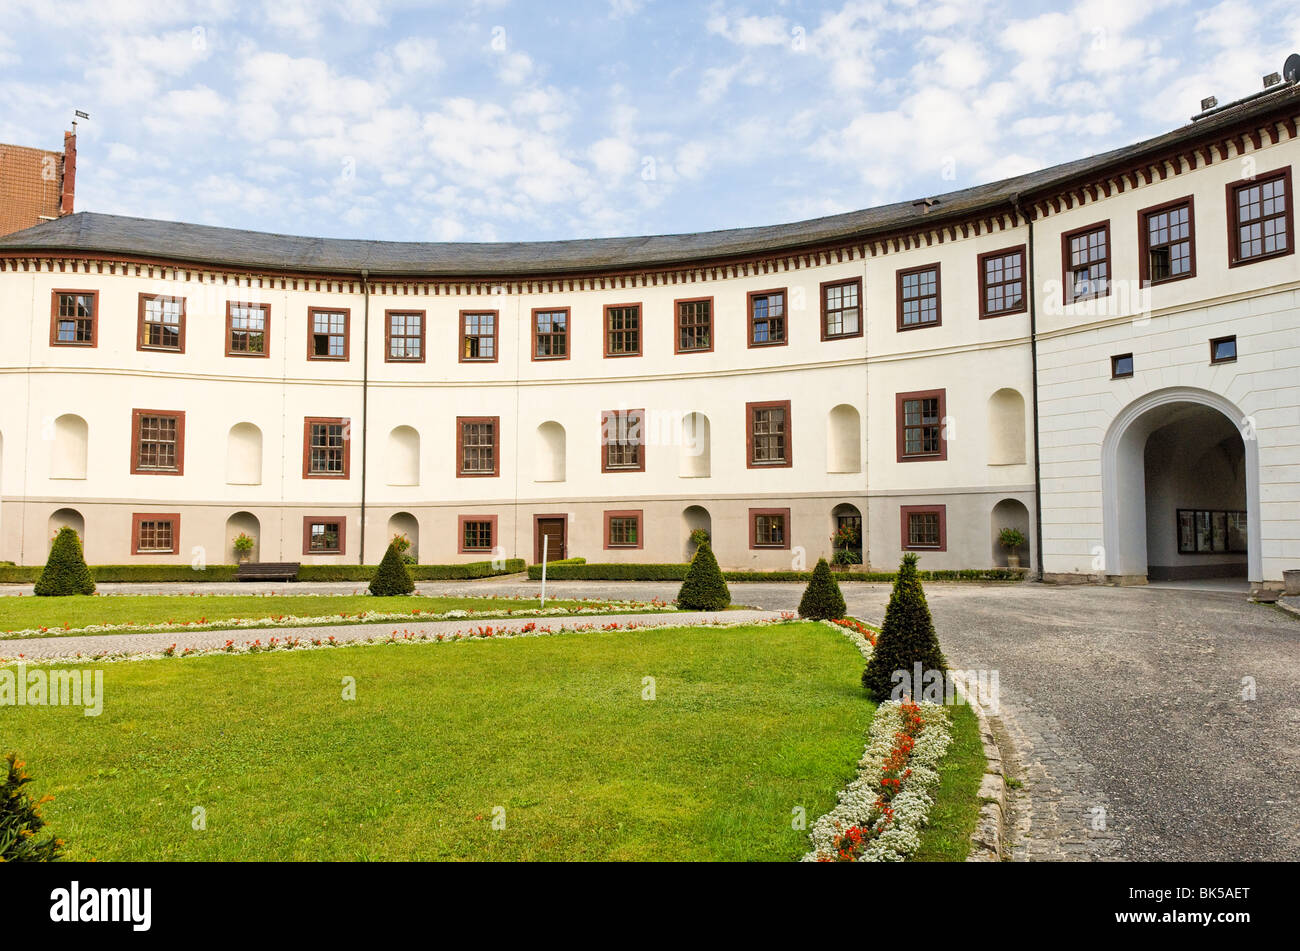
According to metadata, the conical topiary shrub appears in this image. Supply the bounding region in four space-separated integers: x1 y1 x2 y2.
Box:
1 752 65 862
861 552 947 701
676 540 731 611
33 526 95 597
368 538 415 596
798 557 846 620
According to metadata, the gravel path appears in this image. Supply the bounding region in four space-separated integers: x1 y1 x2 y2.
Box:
4 577 1296 860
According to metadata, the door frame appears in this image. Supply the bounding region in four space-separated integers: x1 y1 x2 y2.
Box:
533 513 568 563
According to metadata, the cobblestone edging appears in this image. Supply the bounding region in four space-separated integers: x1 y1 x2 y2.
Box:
960 685 1008 862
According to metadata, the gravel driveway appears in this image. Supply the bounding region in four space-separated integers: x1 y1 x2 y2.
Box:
3 577 1296 861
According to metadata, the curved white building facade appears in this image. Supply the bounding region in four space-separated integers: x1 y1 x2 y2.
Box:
1 83 1297 583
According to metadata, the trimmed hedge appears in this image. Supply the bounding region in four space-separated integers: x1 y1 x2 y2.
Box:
676 541 731 611
798 558 846 620
524 562 1024 582
33 527 95 596
368 540 416 596
0 559 526 585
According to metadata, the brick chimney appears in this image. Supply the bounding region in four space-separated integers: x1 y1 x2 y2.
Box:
60 130 76 216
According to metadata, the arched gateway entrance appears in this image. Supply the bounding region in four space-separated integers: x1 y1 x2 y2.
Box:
1102 387 1261 584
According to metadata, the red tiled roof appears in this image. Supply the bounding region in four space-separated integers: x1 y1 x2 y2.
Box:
0 142 64 237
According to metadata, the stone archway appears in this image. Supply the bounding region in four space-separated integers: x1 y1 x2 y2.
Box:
1101 387 1260 583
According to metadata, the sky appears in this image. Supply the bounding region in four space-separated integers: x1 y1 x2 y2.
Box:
1 0 1297 244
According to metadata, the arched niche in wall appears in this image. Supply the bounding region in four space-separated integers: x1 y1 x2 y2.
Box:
227 423 264 485
679 413 710 478
535 421 566 482
827 404 862 473
51 414 88 480
386 426 420 486
987 389 1027 466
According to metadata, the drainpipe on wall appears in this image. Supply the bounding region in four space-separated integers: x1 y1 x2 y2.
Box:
1013 195 1046 581
359 269 370 566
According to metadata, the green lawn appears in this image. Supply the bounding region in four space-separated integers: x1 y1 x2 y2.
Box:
912 699 986 861
0 594 662 638
6 623 876 861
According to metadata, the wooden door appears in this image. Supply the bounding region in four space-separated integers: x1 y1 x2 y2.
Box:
535 517 566 563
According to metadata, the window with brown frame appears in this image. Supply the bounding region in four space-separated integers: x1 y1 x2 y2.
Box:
749 508 791 550
821 278 862 339
226 302 269 356
748 289 787 346
896 390 946 462
131 409 185 475
138 294 185 351
901 505 946 551
604 510 643 549
1062 221 1110 303
1210 335 1237 365
457 417 499 477
977 247 1026 318
1228 168 1293 266
604 304 641 357
898 264 941 329
1139 198 1195 285
675 298 712 353
746 400 791 468
303 518 345 555
308 308 349 360
601 409 644 472
459 515 496 553
385 310 424 362
1111 353 1134 379
303 418 350 479
533 308 569 360
132 514 179 555
460 311 498 362
50 290 97 346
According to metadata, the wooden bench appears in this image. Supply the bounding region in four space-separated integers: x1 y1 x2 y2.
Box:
236 562 301 582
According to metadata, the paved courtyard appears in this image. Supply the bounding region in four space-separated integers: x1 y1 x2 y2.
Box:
2 578 1296 861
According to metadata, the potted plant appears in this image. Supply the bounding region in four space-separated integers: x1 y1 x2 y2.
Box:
233 533 255 564
391 533 416 565
998 527 1026 569
831 524 862 571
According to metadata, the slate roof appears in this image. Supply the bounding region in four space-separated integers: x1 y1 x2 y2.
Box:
1 82 1297 278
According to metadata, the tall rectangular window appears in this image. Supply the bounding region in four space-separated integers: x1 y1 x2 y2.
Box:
748 289 787 346
385 310 424 362
457 417 499 476
1062 222 1110 302
601 409 645 472
746 400 791 468
749 508 791 550
897 390 946 462
604 304 641 357
533 308 569 360
1228 168 1293 266
821 278 862 339
304 518 344 554
675 298 712 353
227 302 269 356
308 308 349 360
138 294 185 351
1139 198 1195 285
901 505 946 551
898 264 941 329
132 514 179 554
978 247 1026 318
461 311 498 362
131 409 185 475
303 418 350 479
51 290 97 346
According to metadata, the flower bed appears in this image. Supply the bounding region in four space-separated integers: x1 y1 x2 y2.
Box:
801 617 953 863
0 614 796 667
0 596 675 640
